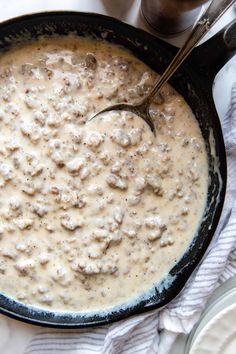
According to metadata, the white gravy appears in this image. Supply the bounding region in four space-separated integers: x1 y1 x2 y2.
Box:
0 36 208 311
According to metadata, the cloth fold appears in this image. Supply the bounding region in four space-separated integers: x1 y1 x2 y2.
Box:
24 83 236 354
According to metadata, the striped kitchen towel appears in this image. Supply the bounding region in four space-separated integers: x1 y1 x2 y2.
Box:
24 82 236 354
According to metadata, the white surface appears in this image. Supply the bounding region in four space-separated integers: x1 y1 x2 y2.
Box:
189 303 236 354
0 1 235 354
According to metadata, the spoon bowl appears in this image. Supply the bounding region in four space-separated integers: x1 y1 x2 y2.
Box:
90 98 156 133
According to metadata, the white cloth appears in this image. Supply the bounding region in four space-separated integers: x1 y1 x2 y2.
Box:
24 83 236 354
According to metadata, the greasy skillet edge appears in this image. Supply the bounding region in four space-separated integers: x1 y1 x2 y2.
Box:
0 11 227 327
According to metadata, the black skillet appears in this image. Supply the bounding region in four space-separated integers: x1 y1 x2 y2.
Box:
0 11 234 328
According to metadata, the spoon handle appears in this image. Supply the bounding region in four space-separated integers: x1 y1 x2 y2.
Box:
146 0 235 102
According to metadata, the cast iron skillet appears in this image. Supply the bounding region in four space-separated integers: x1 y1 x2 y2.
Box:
0 11 234 328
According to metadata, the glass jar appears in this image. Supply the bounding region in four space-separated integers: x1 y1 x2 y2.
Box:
141 0 209 36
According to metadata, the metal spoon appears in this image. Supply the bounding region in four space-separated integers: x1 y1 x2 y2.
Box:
90 0 235 134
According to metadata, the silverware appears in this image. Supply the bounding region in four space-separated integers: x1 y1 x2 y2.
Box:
90 0 235 134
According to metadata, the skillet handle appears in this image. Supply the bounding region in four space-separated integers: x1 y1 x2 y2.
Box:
189 18 236 83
